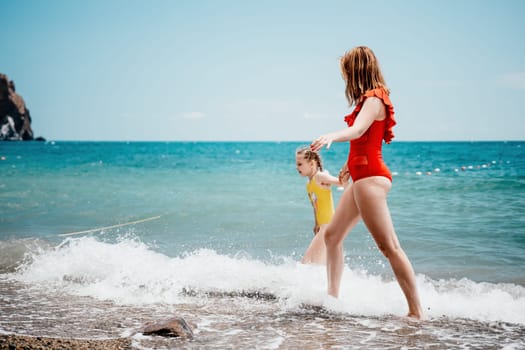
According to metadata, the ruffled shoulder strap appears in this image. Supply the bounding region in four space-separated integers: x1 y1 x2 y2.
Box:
343 88 396 143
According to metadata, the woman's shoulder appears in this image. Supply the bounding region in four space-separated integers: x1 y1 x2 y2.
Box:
363 87 392 105
344 88 396 140
363 87 396 143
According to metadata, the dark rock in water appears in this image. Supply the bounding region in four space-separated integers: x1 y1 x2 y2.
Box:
0 73 44 141
142 317 195 339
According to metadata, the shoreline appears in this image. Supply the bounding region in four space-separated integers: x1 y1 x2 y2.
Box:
0 334 131 350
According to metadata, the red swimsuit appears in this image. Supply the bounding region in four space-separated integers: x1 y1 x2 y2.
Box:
344 88 396 182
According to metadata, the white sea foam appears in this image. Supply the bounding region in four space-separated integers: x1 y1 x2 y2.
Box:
9 236 525 325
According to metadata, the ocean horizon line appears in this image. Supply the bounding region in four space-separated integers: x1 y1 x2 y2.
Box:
5 139 524 144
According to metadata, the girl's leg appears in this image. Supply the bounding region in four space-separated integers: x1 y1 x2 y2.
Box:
324 183 361 297
301 225 327 265
353 177 423 319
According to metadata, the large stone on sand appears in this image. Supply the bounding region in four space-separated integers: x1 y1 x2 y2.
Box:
142 317 195 339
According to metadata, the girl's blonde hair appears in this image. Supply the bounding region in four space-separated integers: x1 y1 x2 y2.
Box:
296 147 323 171
340 46 389 106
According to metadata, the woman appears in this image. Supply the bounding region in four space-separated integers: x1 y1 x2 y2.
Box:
310 46 423 319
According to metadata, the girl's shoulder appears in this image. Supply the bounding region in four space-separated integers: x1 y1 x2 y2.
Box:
314 171 339 188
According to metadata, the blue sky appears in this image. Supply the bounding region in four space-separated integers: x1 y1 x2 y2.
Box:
1 0 524 141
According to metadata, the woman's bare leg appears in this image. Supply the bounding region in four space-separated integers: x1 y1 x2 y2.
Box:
324 183 361 297
353 177 423 319
301 225 327 265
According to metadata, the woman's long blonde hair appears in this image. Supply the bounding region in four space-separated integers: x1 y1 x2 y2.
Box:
340 46 389 106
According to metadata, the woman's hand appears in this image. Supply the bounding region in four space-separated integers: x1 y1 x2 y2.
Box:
310 134 334 152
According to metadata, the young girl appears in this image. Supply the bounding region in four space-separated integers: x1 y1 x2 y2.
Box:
295 147 341 265
310 46 424 319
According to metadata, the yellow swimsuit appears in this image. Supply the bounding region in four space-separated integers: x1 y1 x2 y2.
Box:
306 175 335 225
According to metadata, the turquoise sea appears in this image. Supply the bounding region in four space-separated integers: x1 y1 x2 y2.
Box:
1 141 524 349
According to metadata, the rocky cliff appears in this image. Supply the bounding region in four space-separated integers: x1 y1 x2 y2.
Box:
0 73 44 141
